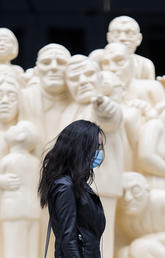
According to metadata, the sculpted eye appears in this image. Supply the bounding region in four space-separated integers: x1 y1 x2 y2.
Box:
131 185 142 196
85 71 95 77
57 58 67 65
8 92 17 101
102 59 109 66
111 29 120 36
41 59 51 65
69 75 79 82
126 30 136 36
114 57 125 66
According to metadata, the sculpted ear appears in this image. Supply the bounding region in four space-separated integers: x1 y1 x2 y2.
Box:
136 33 142 47
11 42 18 60
106 32 112 43
34 65 40 77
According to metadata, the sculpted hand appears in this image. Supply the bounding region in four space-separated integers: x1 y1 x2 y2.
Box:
0 174 21 190
127 99 151 114
92 95 118 118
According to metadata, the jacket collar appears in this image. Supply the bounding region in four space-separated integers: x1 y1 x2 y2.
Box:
83 181 95 194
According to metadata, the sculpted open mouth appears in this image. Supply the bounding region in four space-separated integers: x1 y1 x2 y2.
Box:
48 75 62 80
123 202 137 209
122 41 131 47
79 85 94 94
0 47 6 52
0 105 10 112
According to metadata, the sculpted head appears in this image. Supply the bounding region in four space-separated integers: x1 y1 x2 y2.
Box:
5 120 38 151
36 43 71 95
0 74 20 125
119 172 149 215
100 71 125 102
101 43 133 85
65 55 101 104
107 16 142 54
0 28 18 62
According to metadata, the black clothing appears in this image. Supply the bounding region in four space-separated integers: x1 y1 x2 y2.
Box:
48 175 106 258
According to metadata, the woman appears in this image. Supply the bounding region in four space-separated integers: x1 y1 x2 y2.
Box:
38 120 106 258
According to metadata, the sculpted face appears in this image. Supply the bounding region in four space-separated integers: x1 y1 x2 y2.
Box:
101 71 125 102
0 81 19 124
0 29 18 62
66 56 100 104
101 43 133 85
119 173 149 215
107 17 142 54
37 45 70 95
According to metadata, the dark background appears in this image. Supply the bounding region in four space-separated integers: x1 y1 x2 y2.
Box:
1 0 165 76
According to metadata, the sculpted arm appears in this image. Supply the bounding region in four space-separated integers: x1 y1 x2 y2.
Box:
92 96 123 133
0 173 21 190
144 59 155 80
149 81 165 104
138 120 165 177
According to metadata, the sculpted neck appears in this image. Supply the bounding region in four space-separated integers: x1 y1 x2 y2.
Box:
0 120 17 131
9 145 30 154
41 88 69 101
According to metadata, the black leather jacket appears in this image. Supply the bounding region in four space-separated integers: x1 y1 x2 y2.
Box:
48 175 106 258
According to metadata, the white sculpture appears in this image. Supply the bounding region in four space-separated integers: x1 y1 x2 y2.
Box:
137 102 165 189
0 120 41 258
22 68 40 88
65 54 123 131
0 74 25 207
90 16 155 80
0 28 24 85
0 23 165 258
0 73 23 158
22 43 72 144
116 172 165 258
100 70 126 101
99 70 137 172
65 54 124 258
101 42 165 106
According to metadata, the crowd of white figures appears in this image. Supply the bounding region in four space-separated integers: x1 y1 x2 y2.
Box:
0 15 165 258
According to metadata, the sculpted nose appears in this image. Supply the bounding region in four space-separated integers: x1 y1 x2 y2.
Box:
124 190 133 202
0 40 5 45
51 60 58 71
1 94 8 103
79 74 86 85
119 32 127 41
109 63 117 73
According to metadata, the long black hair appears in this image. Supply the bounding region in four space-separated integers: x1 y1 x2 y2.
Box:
38 119 105 208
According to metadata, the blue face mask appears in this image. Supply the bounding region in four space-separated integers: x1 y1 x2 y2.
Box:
91 150 103 169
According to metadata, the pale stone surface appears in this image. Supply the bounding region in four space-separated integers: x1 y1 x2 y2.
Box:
22 43 72 145
0 28 24 86
137 102 165 189
0 73 23 160
0 120 41 258
116 172 165 258
90 16 155 80
101 42 165 106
